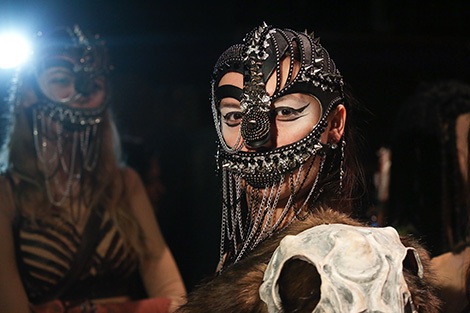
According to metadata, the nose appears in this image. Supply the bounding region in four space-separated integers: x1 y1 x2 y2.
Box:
241 108 271 149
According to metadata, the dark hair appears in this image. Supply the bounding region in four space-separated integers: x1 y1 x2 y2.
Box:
388 80 470 256
314 84 367 217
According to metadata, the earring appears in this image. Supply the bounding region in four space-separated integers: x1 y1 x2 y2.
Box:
330 137 338 150
338 136 346 194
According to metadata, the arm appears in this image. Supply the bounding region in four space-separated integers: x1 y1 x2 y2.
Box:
124 168 187 312
0 176 31 313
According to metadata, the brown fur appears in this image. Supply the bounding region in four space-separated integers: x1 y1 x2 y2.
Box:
176 209 441 313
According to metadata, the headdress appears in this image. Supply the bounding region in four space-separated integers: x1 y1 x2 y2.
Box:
211 23 346 268
15 25 111 211
31 24 111 127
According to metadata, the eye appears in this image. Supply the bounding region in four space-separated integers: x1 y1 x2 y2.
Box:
275 107 296 117
273 103 309 122
48 75 73 87
222 111 243 127
40 70 76 101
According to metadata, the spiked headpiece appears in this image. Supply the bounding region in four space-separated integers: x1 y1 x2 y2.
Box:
211 23 344 188
211 24 347 268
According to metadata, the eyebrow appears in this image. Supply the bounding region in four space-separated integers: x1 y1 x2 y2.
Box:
219 101 241 110
46 68 73 75
274 97 310 107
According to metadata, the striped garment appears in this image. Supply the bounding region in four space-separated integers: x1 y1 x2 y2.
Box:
14 210 140 303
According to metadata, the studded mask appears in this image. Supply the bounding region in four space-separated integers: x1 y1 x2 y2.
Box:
211 24 346 268
31 24 111 128
17 25 111 209
212 23 344 188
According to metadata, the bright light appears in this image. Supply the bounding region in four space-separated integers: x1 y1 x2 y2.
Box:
0 33 32 69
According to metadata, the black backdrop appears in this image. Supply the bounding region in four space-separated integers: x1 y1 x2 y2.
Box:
1 0 469 291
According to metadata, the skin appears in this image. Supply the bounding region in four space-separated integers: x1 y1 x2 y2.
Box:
430 112 470 313
0 72 187 312
217 57 346 218
430 247 470 313
37 58 106 109
456 113 470 184
0 169 187 312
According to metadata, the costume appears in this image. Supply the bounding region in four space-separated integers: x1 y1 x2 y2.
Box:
388 81 470 255
211 23 345 267
4 26 172 312
189 23 442 312
261 223 421 312
19 25 111 209
176 210 440 313
13 204 139 303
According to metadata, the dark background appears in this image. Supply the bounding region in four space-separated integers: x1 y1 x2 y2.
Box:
1 0 470 291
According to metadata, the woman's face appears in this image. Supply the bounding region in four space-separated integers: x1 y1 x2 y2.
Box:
217 58 341 207
36 56 106 109
456 112 470 184
19 57 108 165
218 58 325 151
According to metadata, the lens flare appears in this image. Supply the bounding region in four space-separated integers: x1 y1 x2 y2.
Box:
0 33 31 69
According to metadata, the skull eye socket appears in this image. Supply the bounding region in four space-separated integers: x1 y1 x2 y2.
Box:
402 248 423 313
402 249 423 278
278 258 321 313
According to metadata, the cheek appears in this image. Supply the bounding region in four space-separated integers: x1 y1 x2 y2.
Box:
88 90 106 107
275 119 319 147
222 124 241 148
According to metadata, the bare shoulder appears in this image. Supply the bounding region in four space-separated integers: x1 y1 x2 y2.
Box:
121 166 145 195
0 175 16 222
431 248 469 281
121 167 143 189
120 167 155 217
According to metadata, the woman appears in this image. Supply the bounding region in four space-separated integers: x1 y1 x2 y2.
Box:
176 23 440 312
0 25 186 313
388 81 470 312
211 23 363 270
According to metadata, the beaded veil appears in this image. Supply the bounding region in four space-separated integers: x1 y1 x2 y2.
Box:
15 25 111 210
211 23 346 268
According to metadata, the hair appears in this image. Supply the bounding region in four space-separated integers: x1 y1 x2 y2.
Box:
214 29 368 268
388 80 470 256
314 84 367 217
271 39 367 216
284 41 367 217
1 73 147 260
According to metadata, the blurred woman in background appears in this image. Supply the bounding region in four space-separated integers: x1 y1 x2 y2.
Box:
388 80 470 312
176 23 439 313
0 25 186 313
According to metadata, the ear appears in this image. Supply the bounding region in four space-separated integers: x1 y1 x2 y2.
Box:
327 104 346 143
